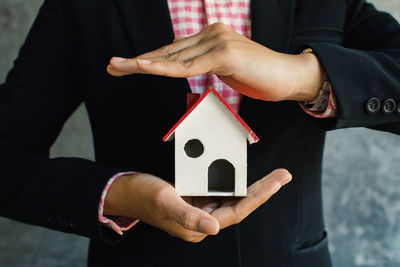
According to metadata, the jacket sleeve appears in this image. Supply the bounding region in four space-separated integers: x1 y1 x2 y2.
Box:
0 0 126 243
304 0 400 134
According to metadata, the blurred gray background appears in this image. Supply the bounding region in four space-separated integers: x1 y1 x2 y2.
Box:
0 0 399 266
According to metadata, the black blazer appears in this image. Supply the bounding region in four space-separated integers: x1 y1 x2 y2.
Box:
1 0 399 266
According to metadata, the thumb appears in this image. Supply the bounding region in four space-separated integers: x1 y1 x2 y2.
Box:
168 198 220 235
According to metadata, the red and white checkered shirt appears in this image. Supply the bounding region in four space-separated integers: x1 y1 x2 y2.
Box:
99 0 338 234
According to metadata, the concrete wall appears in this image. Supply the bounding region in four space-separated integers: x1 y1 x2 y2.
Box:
0 0 399 266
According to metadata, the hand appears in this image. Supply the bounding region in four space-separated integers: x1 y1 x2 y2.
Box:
104 169 292 243
107 22 323 102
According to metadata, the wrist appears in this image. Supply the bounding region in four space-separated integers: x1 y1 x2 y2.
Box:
290 51 324 102
104 174 136 217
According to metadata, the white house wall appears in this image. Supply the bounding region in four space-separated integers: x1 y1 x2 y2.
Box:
175 93 248 196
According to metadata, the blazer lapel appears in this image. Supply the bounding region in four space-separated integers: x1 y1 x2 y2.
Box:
115 0 191 99
239 0 297 131
115 0 175 54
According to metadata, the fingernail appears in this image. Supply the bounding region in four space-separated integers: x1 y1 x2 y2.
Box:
112 57 126 63
199 218 218 234
283 173 293 184
137 59 152 65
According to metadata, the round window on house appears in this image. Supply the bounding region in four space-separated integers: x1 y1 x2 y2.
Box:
184 139 204 158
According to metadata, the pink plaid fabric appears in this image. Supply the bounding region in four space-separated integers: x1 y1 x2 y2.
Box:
99 0 338 235
98 172 139 235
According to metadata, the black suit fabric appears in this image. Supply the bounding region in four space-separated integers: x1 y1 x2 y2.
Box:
0 0 399 266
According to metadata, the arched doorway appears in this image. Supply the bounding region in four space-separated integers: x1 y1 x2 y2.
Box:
208 159 235 193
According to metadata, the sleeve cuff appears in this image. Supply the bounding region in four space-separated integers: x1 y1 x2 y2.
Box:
299 77 338 118
98 171 139 235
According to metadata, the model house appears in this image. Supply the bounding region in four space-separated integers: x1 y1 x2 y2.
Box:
163 88 259 196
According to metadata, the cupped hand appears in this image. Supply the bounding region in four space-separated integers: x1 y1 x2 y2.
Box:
104 169 292 243
107 22 323 102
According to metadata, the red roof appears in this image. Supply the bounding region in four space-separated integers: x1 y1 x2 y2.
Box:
163 87 260 144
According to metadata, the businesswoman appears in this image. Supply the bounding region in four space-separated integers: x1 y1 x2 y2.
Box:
1 0 399 266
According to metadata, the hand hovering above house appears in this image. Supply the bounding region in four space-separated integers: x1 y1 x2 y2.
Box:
103 169 292 243
107 22 324 102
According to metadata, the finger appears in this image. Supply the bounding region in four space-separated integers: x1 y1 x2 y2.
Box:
210 206 235 229
201 202 220 214
247 169 292 198
108 39 215 76
107 25 228 77
134 49 222 78
107 57 146 77
212 169 292 229
173 36 185 42
148 40 214 62
159 192 220 235
135 31 204 59
234 168 292 217
218 197 237 208
173 202 220 235
129 174 212 243
192 197 215 208
192 198 220 214
106 63 132 77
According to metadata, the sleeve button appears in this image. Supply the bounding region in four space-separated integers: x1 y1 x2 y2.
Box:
366 97 380 113
382 99 396 114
